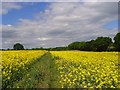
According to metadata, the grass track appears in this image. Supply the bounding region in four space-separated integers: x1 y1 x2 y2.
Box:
12 52 56 88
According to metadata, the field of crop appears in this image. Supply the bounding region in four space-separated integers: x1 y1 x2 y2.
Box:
1 50 119 88
51 51 119 88
2 50 47 88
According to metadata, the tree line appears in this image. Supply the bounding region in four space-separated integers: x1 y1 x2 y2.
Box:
2 32 120 52
68 32 120 51
50 32 120 51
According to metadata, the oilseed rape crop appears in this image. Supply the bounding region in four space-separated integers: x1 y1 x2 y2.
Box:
1 50 119 88
51 51 119 88
2 50 47 88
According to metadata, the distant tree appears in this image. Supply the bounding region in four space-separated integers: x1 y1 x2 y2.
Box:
94 37 112 51
107 43 116 51
114 32 120 51
68 42 79 50
40 47 43 50
78 42 86 50
13 43 24 50
68 42 86 50
83 40 96 51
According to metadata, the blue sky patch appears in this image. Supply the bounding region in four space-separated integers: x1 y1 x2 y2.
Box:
2 2 49 25
104 20 118 30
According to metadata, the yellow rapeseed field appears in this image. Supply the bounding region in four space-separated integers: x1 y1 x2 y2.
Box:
1 50 47 88
1 50 119 88
51 51 119 88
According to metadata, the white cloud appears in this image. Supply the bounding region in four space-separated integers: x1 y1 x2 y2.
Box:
37 37 51 41
2 2 118 49
1 2 22 14
7 24 12 27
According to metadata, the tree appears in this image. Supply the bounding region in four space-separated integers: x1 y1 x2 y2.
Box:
68 42 80 50
107 43 116 51
94 37 112 51
68 42 86 50
83 40 96 51
13 43 24 50
114 32 120 51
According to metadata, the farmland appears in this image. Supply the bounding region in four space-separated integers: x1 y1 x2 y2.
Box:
51 51 119 88
1 50 119 88
1 50 48 88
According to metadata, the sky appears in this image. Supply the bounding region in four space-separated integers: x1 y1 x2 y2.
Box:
1 2 118 49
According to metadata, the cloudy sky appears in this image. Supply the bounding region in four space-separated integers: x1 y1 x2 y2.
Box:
1 2 118 49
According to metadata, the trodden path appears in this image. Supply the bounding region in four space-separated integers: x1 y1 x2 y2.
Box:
8 52 59 88
36 52 51 88
36 52 60 88
13 52 58 88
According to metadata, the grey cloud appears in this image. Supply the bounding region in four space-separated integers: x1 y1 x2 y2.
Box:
47 30 66 36
2 2 118 49
2 30 17 38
